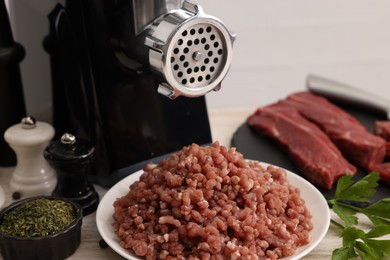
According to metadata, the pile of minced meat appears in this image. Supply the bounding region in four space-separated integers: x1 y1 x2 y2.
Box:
113 142 313 259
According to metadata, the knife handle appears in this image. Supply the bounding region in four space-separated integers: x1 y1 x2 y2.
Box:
306 74 390 119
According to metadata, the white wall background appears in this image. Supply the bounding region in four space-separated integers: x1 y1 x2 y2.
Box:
6 0 390 118
199 0 390 108
5 0 50 121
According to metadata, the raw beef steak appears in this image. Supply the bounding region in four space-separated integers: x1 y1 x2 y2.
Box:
247 102 356 190
282 92 386 170
374 121 390 158
369 163 390 186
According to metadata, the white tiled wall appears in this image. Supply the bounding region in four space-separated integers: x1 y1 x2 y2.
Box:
7 0 390 116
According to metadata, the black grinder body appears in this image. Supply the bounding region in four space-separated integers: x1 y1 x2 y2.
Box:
46 0 212 186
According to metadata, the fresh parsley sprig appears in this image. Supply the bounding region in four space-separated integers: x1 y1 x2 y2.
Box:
327 172 390 260
332 226 390 260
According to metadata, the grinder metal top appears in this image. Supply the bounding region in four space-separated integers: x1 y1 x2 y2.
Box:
144 1 235 98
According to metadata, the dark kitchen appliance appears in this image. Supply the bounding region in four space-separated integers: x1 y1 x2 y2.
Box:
44 0 235 186
0 0 26 167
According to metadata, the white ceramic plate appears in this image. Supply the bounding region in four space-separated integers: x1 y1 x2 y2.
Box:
96 162 330 260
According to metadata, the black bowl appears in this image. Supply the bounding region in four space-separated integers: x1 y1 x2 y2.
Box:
0 196 83 260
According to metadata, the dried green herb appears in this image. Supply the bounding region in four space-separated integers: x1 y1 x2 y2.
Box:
0 198 76 238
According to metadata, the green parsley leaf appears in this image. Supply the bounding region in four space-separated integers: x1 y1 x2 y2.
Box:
365 239 390 255
334 175 354 199
354 240 384 260
366 215 390 226
329 172 390 260
365 224 390 238
334 173 379 202
362 198 390 226
332 204 358 227
332 245 358 260
342 227 365 246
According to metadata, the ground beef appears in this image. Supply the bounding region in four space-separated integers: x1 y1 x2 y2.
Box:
113 142 313 259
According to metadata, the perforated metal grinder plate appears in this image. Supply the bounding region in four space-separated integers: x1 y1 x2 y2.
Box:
170 23 227 89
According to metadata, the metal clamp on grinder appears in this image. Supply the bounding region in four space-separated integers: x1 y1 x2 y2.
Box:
45 0 235 186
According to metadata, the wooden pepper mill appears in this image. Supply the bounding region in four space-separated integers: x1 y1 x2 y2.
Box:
44 133 99 216
4 116 56 197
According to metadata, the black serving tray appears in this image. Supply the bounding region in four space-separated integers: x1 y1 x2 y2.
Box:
232 101 390 205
